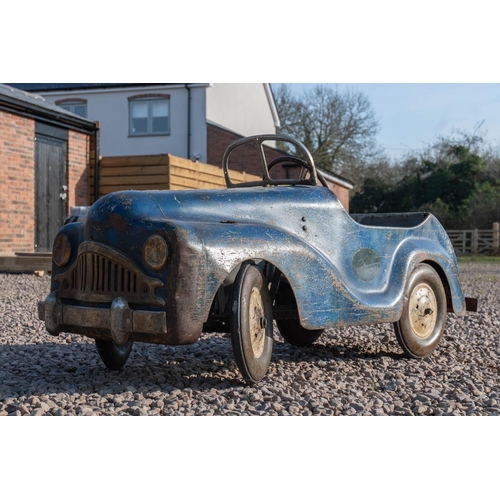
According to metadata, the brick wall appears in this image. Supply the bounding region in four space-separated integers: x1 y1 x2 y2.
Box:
68 130 89 208
207 123 351 210
0 110 92 253
207 123 284 175
328 182 350 212
0 111 35 253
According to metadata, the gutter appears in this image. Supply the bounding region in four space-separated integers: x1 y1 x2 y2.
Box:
0 91 98 133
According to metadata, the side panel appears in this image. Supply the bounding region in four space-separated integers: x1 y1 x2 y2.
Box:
195 221 465 329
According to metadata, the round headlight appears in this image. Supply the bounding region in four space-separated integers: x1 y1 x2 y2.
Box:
53 233 72 267
143 235 168 271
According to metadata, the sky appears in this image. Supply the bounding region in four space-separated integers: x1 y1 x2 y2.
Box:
271 83 500 160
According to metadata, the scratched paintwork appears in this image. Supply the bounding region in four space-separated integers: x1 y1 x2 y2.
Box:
38 134 469 350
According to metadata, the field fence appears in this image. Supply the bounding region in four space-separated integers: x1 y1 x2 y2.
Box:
447 223 500 254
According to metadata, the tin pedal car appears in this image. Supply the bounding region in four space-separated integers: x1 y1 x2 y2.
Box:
38 135 477 384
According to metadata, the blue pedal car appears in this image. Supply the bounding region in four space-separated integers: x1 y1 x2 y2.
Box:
38 135 476 384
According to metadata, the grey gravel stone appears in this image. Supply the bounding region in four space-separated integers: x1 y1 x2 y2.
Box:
0 263 499 416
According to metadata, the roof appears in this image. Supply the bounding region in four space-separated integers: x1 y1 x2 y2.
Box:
6 83 169 92
10 83 282 129
317 167 354 190
0 84 98 132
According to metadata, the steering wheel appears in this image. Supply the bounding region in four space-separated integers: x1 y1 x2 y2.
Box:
267 155 315 184
267 155 329 187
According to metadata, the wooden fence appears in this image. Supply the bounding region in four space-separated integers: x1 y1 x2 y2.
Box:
447 223 500 254
90 154 259 204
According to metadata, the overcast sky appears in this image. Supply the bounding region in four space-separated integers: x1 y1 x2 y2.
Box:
271 83 500 160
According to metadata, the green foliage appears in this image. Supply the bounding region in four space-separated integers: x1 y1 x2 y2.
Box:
274 86 500 230
351 129 500 229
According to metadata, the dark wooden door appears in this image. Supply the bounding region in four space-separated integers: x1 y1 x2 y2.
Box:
35 126 68 252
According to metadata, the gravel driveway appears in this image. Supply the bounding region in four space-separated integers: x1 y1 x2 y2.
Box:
1 263 498 416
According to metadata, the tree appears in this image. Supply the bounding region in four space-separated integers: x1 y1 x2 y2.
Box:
351 131 490 229
274 84 382 186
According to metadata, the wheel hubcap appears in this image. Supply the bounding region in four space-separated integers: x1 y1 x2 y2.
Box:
249 286 266 358
409 283 437 338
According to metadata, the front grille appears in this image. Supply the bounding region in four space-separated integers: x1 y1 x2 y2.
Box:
71 253 138 294
55 241 165 306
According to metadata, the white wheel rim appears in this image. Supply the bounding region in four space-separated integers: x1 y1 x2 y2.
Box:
249 286 266 358
409 283 438 339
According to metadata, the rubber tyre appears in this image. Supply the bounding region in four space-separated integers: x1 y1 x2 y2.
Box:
95 338 133 370
230 263 273 384
275 283 323 346
277 319 324 347
394 264 447 359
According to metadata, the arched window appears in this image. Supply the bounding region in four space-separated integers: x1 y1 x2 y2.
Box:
129 94 170 136
55 98 87 118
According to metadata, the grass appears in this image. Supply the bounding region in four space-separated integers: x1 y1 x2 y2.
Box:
457 254 500 264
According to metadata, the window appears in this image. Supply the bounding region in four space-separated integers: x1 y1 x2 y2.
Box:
57 100 87 118
129 96 170 136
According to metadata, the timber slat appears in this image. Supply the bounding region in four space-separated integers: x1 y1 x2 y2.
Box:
100 165 168 177
99 174 169 187
170 166 225 185
99 185 166 195
93 154 260 199
100 155 170 168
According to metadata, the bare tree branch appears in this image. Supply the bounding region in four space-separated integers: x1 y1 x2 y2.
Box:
275 84 382 186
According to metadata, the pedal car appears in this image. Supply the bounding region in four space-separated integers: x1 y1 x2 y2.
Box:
38 134 476 384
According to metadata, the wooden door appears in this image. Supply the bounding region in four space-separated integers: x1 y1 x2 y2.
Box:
35 123 68 252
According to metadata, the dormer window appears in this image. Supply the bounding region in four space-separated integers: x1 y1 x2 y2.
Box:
129 95 170 136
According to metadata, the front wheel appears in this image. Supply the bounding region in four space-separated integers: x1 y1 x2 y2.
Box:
95 338 133 370
230 263 273 384
394 264 447 358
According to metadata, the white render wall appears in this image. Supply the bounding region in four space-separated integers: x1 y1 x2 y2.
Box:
38 83 278 162
40 84 209 162
206 83 278 137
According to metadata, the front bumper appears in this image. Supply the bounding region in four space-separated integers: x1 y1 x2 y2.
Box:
38 292 167 345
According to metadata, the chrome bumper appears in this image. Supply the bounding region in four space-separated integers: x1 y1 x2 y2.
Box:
38 291 167 345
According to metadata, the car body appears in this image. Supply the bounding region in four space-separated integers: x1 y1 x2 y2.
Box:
38 134 476 383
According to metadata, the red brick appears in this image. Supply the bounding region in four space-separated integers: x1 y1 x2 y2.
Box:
0 110 93 252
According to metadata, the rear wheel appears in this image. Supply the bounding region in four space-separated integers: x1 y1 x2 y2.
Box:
230 263 273 384
95 338 133 370
275 283 323 346
394 264 447 358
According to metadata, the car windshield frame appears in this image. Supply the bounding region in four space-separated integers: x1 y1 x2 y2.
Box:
222 134 321 188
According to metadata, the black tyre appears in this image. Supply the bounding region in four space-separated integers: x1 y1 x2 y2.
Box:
95 338 133 370
277 319 324 347
230 263 273 384
394 264 447 359
275 283 323 346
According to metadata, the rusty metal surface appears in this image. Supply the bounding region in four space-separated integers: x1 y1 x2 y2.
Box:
39 134 470 349
38 292 167 342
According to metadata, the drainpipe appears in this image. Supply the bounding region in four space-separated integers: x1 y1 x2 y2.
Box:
185 84 191 160
94 128 99 202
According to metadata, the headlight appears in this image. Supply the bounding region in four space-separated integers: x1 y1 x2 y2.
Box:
143 235 168 271
53 233 71 267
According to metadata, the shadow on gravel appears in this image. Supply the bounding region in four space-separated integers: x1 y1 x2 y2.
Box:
273 341 404 364
0 336 404 398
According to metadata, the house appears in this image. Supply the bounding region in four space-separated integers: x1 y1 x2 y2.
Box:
8 83 280 163
9 83 353 210
0 84 98 254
